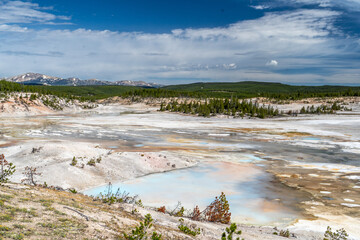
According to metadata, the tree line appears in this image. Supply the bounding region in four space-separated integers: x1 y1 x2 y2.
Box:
264 89 360 100
160 98 279 118
0 80 77 101
2 80 360 103
159 98 351 118
121 88 360 101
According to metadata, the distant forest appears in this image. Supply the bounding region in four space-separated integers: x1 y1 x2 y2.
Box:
1 79 360 102
0 80 136 101
159 98 347 118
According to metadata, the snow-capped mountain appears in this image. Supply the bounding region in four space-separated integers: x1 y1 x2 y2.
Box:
5 73 161 88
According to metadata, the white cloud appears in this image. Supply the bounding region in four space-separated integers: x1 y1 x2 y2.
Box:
0 3 359 84
0 1 70 24
0 24 27 32
274 0 360 11
250 5 270 10
266 60 278 66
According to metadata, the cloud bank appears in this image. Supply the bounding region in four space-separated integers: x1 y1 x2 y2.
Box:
0 1 359 85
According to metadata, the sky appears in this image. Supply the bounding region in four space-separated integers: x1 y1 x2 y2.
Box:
0 0 360 85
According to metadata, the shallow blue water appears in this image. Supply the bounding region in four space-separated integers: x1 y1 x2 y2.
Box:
84 161 299 225
302 137 321 141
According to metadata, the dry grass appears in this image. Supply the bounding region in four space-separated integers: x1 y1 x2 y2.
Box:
0 183 190 240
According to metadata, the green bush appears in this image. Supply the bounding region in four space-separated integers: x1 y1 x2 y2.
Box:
96 183 139 205
178 225 200 237
70 157 77 166
175 207 185 217
68 188 77 194
177 218 200 237
279 229 290 238
0 155 16 184
123 214 162 240
324 226 348 240
87 159 96 166
204 192 231 224
29 94 37 101
221 223 243 240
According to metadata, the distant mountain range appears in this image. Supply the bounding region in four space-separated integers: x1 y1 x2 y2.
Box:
5 73 162 88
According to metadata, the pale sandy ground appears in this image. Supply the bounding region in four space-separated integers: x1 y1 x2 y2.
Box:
0 92 96 116
3 140 196 190
1 96 360 239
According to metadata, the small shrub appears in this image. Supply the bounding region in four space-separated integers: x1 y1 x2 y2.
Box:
324 226 348 240
29 94 37 101
31 147 42 154
279 229 290 238
96 157 102 163
221 223 244 240
178 219 200 237
136 199 144 208
123 214 162 240
157 206 166 214
204 192 231 224
175 207 185 217
131 208 139 215
191 205 201 221
68 188 77 194
168 201 185 217
96 182 139 205
87 159 96 166
0 154 16 183
150 233 162 240
178 225 200 236
70 157 77 166
21 166 41 186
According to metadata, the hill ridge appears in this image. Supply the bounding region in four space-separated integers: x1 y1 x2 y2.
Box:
6 72 162 88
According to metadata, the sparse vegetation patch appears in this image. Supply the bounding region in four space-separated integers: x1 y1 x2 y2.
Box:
0 154 16 184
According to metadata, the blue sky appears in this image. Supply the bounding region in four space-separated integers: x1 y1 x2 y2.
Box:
29 0 264 32
0 0 359 85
